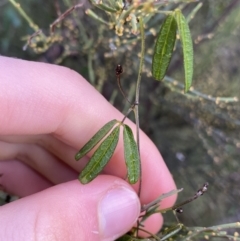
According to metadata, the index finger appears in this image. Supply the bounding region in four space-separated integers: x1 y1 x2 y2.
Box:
0 56 176 206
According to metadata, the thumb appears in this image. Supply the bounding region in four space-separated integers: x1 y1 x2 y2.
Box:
0 176 140 241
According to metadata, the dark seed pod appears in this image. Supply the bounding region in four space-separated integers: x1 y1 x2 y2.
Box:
175 208 183 213
116 64 123 76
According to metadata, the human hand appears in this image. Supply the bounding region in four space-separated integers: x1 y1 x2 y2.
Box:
0 56 176 241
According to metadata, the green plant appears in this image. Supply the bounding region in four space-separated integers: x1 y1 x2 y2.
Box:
6 0 240 240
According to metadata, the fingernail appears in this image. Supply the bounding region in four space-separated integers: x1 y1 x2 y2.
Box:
98 186 140 241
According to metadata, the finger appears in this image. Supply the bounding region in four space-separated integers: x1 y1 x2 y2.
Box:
0 134 89 172
0 56 176 205
0 141 78 184
0 177 140 241
139 213 163 237
0 160 52 196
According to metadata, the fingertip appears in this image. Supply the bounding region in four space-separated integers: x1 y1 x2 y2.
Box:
98 185 140 241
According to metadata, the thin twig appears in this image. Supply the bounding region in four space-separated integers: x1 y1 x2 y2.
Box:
116 64 132 104
50 3 83 33
158 183 209 214
134 16 145 198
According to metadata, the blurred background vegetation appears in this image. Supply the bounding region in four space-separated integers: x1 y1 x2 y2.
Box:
0 0 240 235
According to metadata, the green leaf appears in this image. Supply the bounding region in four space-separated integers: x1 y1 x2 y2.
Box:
123 124 140 184
79 125 120 184
175 9 194 92
75 119 118 161
152 14 177 81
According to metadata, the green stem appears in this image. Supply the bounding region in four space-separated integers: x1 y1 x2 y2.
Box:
88 51 95 84
134 17 145 197
163 76 238 103
8 0 40 32
188 222 240 232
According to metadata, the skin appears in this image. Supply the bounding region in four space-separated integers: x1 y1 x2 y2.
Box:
0 56 176 241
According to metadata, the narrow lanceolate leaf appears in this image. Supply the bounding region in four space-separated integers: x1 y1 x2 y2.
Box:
75 119 118 161
175 9 194 92
79 125 120 184
123 124 140 184
152 14 177 81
